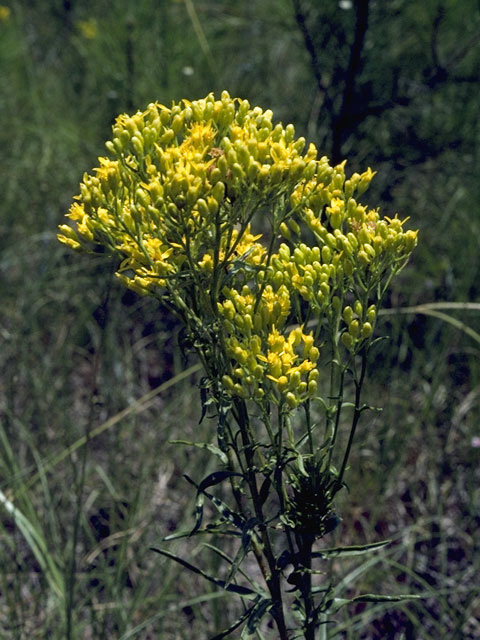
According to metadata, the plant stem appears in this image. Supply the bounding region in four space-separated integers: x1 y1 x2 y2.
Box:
297 533 316 640
232 399 290 640
337 349 367 488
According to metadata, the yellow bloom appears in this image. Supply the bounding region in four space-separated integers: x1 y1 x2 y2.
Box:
77 18 97 39
0 5 10 22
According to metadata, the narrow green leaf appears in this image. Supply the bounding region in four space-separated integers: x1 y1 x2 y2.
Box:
203 543 267 597
170 440 229 465
208 491 245 529
242 598 274 637
209 604 257 640
164 526 239 541
196 470 244 494
295 452 309 477
199 379 209 424
224 517 261 587
313 539 392 559
331 592 422 613
242 517 262 553
258 476 271 507
184 472 246 530
225 543 248 588
150 547 258 599
217 401 231 454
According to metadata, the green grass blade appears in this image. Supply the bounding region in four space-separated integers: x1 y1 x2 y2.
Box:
380 303 480 345
0 488 64 600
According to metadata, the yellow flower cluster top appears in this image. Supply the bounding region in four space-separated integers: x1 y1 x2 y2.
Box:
58 91 417 410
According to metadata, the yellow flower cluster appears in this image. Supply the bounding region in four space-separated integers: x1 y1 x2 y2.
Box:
340 300 376 351
270 242 335 312
221 325 319 408
289 162 418 290
197 226 265 274
217 283 319 405
58 91 417 410
0 5 10 22
58 91 319 296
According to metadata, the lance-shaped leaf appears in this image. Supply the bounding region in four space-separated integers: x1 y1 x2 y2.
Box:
196 470 244 494
225 517 263 587
312 539 392 559
184 472 245 535
150 547 259 600
164 526 239 541
207 490 246 530
258 475 271 507
330 592 422 614
204 542 268 597
241 597 274 638
199 377 210 424
170 440 229 465
209 599 260 640
217 400 231 454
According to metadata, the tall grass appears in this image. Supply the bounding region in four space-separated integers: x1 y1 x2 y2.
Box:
1 1 479 637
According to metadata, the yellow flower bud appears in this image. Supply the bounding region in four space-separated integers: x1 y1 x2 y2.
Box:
343 306 354 325
308 379 318 396
341 332 354 350
253 364 264 380
286 392 298 409
361 322 373 338
293 137 305 153
289 371 301 388
131 135 144 156
288 218 301 235
207 196 219 215
234 347 248 364
364 243 376 259
367 305 376 324
279 222 292 241
348 319 360 338
285 123 295 143
233 383 246 398
222 375 235 390
358 250 370 265
404 229 418 251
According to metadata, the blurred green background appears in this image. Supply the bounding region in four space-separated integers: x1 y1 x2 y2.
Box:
0 1 479 637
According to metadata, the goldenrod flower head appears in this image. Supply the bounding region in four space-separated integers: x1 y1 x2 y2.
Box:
58 92 417 410
76 18 97 39
0 5 11 22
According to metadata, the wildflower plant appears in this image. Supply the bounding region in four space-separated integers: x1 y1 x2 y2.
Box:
59 91 418 638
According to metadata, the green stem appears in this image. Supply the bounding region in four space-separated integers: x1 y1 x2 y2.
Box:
297 534 316 640
304 399 314 456
337 349 367 489
327 364 346 468
232 399 289 640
